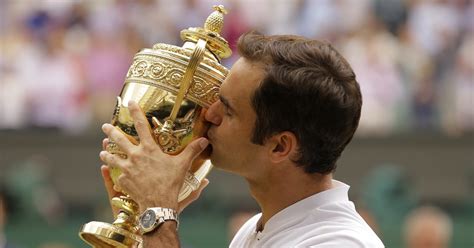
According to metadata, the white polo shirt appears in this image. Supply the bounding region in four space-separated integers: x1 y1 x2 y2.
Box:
229 180 384 248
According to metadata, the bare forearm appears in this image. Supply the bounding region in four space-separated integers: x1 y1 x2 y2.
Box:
143 221 180 248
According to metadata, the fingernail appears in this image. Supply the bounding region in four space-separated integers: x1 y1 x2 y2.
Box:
102 123 110 131
99 151 107 158
199 138 209 149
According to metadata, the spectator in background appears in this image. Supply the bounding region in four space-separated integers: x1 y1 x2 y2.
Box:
372 0 408 35
84 30 134 125
396 23 435 131
440 33 474 134
407 0 462 59
341 12 406 135
0 185 19 248
405 0 465 130
0 64 28 130
403 205 453 248
0 9 43 130
0 186 7 248
221 1 249 66
297 0 342 41
26 19 88 132
0 8 91 133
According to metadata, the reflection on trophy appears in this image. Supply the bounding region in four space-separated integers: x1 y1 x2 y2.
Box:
79 5 231 247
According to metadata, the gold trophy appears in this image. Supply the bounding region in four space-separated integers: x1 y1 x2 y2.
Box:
79 5 231 247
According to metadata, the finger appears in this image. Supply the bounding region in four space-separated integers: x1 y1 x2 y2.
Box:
102 138 109 150
115 173 132 198
195 178 209 196
128 101 155 148
113 184 123 193
181 137 209 164
101 165 122 217
100 165 116 197
178 179 209 213
100 151 126 169
102 123 134 154
101 165 123 198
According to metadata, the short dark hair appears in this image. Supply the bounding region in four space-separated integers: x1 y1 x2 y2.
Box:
237 32 362 174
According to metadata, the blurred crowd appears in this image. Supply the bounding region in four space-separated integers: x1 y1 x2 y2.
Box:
0 0 473 136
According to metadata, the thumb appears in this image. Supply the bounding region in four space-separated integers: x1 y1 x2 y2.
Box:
181 137 209 163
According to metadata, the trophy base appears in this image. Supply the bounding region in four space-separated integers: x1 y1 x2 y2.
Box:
79 221 142 248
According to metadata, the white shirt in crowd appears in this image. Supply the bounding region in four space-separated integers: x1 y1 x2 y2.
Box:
230 180 384 248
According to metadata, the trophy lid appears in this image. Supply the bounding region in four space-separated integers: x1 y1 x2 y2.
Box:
125 5 231 111
180 5 232 61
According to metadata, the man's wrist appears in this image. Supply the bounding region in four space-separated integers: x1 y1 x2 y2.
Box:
143 220 178 235
142 220 180 248
139 195 179 213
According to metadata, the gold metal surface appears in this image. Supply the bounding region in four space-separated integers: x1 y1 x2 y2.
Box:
79 5 231 247
181 5 232 60
80 221 142 248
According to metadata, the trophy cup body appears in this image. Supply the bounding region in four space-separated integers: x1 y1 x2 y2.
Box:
79 5 231 247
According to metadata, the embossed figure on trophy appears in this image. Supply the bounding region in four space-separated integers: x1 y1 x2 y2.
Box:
152 109 195 154
110 196 140 233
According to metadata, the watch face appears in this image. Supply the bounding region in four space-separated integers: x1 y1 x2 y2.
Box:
140 210 156 230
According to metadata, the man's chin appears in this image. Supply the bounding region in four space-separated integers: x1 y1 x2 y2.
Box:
200 145 212 159
207 147 233 172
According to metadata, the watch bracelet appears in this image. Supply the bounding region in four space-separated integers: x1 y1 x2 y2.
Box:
151 207 179 231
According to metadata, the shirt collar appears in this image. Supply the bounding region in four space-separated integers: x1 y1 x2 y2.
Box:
258 179 350 234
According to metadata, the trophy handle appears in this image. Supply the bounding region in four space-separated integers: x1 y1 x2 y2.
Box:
152 38 208 154
169 38 207 122
152 38 212 202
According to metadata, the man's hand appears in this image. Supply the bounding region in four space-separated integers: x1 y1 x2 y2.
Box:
100 164 122 218
100 163 209 217
99 100 209 212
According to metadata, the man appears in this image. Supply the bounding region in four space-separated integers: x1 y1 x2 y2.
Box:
0 186 8 248
403 206 452 248
1 185 19 248
100 32 384 247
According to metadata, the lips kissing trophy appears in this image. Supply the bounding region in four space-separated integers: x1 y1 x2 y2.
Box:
79 5 231 247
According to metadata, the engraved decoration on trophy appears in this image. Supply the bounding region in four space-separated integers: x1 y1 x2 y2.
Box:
79 5 231 247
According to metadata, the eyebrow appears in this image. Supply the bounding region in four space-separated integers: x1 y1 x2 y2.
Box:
219 95 235 113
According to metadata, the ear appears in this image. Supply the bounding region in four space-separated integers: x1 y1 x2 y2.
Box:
267 131 298 164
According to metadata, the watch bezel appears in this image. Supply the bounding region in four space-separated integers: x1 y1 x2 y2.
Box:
139 209 162 233
138 207 178 234
139 209 160 233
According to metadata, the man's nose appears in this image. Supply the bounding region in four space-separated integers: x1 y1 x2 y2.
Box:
205 100 223 125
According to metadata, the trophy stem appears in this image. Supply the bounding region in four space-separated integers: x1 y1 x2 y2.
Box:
79 195 142 247
111 196 140 233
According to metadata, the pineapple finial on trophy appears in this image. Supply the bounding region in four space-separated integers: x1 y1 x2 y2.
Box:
180 5 232 61
204 5 227 34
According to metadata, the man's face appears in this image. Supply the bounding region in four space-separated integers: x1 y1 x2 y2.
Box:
205 58 267 177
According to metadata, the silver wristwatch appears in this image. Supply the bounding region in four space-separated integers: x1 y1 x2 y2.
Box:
138 207 179 234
